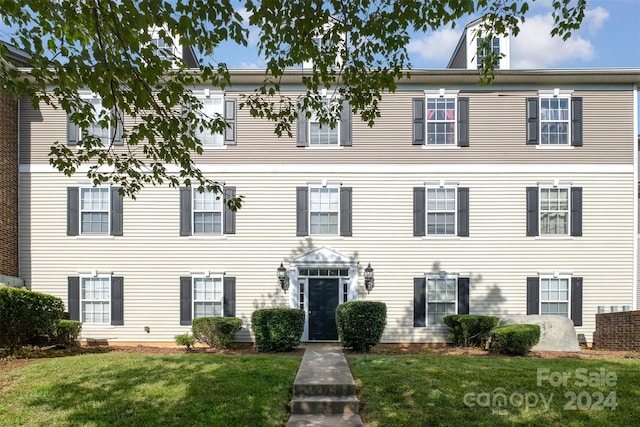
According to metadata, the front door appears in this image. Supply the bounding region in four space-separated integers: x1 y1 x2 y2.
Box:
308 278 339 340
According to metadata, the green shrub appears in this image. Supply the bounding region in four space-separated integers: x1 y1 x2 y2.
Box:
175 333 196 349
443 315 500 348
192 317 242 349
52 320 82 348
490 324 541 356
0 287 65 354
251 308 304 352
336 301 387 352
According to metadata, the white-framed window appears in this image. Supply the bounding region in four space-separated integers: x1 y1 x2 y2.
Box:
427 276 457 325
476 37 500 70
81 275 111 324
539 187 569 235
194 94 224 147
540 277 569 317
84 96 111 147
80 187 110 234
309 186 339 235
426 187 456 235
540 96 570 145
426 96 456 145
192 189 223 234
309 99 340 146
151 36 175 62
193 276 223 319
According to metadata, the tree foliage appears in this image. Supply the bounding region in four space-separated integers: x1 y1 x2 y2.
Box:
0 0 586 202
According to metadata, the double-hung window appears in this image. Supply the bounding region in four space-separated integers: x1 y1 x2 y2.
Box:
193 189 223 234
540 277 569 317
80 188 110 234
426 276 457 325
67 94 123 147
309 100 340 146
413 92 469 147
297 99 352 147
81 276 111 324
476 37 500 70
310 187 339 234
526 185 582 237
540 97 569 145
193 276 223 318
179 186 236 236
194 94 224 147
526 92 582 146
151 36 175 62
413 186 469 237
86 97 111 146
527 276 582 326
426 97 456 145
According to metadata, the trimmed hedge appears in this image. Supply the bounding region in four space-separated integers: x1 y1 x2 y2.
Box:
175 333 196 349
251 308 304 352
192 317 242 349
336 301 387 352
52 320 82 348
443 314 499 348
490 324 541 356
0 287 64 353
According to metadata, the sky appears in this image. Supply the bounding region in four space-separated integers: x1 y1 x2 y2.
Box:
216 0 640 70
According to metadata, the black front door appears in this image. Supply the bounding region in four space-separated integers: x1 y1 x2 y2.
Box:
308 278 340 340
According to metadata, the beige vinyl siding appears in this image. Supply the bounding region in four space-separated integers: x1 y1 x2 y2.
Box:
21 89 635 166
20 169 634 343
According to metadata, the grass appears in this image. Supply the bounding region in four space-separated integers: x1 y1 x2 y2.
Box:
348 354 640 426
0 353 301 427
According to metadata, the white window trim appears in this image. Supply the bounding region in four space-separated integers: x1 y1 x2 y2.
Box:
308 185 341 236
79 186 111 236
424 94 458 146
192 187 224 235
425 185 458 237
191 274 224 320
308 98 341 147
425 273 458 327
192 89 225 149
538 185 570 236
78 92 111 150
538 275 571 318
79 273 112 325
538 94 571 146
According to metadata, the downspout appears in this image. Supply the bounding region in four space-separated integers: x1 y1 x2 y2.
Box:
633 85 638 310
16 96 21 287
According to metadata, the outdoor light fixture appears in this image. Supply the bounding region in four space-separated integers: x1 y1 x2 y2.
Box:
277 262 289 292
364 263 375 294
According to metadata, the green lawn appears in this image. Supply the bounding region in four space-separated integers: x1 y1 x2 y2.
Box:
0 353 301 427
348 354 640 426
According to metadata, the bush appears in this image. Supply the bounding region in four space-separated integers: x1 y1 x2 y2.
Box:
251 308 304 352
490 324 541 356
336 301 387 352
52 320 82 348
192 317 242 349
443 315 499 348
0 287 65 354
175 333 196 349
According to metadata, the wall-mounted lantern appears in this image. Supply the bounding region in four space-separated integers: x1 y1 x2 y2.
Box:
277 262 289 292
364 263 375 294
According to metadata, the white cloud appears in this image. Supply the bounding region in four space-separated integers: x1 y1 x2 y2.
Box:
584 6 609 34
407 28 461 65
236 7 261 46
511 14 595 68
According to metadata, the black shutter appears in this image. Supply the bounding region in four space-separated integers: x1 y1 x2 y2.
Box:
458 277 470 315
526 97 539 145
570 187 582 237
297 107 308 147
67 187 79 236
180 276 192 325
526 187 539 236
67 112 79 146
457 97 469 147
571 97 583 147
526 277 539 315
296 187 309 236
339 187 352 237
112 109 124 146
111 276 124 325
223 276 236 317
224 99 236 145
571 277 583 326
68 276 80 321
413 277 426 327
223 186 236 235
340 100 352 146
457 187 469 237
412 97 425 145
110 187 123 236
179 187 192 236
413 187 426 237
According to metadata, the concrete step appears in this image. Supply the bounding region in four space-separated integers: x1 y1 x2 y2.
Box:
291 395 360 415
293 381 357 397
287 413 365 427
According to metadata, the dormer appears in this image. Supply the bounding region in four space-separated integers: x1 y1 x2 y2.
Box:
302 18 345 69
447 17 510 70
148 25 198 69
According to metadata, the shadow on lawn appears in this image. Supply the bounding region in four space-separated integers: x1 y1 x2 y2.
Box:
21 354 295 426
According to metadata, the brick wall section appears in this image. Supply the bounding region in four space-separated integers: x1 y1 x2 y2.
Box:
0 90 18 277
593 311 640 351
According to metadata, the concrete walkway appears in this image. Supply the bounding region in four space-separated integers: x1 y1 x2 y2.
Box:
286 344 364 427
